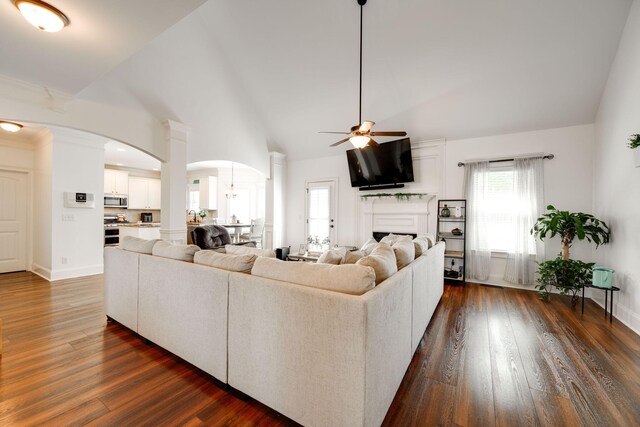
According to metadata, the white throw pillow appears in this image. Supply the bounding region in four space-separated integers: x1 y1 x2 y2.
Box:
317 247 347 265
152 240 200 262
392 238 415 269
194 250 257 273
360 238 378 256
251 257 376 295
119 236 159 254
356 243 398 285
225 244 276 258
417 233 435 248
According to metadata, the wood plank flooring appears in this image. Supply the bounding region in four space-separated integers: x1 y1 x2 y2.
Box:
0 272 638 426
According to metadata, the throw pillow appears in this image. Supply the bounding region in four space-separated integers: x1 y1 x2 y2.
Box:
356 243 397 285
392 237 415 269
413 237 429 257
360 238 378 256
119 236 160 254
343 250 365 264
194 250 257 273
152 240 200 262
225 245 276 258
417 233 435 248
251 257 376 295
317 247 347 265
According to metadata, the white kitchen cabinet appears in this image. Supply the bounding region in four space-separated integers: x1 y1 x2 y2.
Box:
199 176 218 210
129 177 161 209
104 169 129 195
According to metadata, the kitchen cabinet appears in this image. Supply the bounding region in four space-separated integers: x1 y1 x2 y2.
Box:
129 177 161 209
201 176 218 210
119 226 160 240
104 169 129 195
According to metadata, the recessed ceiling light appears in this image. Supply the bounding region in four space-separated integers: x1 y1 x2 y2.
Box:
152 168 159 171
116 163 124 166
0 121 24 133
14 0 69 33
117 148 126 152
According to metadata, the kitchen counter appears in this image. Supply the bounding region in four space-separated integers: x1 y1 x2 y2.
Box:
114 222 161 228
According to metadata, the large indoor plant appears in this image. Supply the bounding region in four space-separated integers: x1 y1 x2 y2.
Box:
531 205 610 302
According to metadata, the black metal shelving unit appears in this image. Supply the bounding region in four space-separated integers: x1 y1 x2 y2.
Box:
436 199 467 285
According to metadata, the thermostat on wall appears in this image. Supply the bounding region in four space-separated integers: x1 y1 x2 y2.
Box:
64 192 95 208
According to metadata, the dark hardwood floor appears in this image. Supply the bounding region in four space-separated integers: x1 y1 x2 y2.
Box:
0 272 638 426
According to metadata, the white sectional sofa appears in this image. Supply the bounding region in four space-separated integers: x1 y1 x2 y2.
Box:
104 240 445 427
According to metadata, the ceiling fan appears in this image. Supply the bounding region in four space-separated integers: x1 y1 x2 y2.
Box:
320 0 407 149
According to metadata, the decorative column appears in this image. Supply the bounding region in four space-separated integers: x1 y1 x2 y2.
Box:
264 152 286 249
160 120 189 244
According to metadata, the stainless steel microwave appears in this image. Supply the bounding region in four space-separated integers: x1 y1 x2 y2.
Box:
104 194 128 208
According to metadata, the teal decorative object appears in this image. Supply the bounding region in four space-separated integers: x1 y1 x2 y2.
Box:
440 204 451 217
593 266 614 289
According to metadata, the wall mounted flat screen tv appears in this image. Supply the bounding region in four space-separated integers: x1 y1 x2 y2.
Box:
346 138 414 188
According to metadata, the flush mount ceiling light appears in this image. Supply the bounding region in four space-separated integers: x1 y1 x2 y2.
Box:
0 121 24 133
13 0 69 32
319 0 407 149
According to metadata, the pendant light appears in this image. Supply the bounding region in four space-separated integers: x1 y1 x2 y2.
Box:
225 163 237 199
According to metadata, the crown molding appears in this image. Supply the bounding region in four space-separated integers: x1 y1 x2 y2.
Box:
0 74 74 113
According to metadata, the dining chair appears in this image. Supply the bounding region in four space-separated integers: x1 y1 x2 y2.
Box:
240 218 265 248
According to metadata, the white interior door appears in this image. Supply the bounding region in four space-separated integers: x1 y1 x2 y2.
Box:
0 170 28 273
305 179 337 247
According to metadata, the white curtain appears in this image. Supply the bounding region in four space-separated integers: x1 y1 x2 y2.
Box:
504 157 545 285
463 161 492 281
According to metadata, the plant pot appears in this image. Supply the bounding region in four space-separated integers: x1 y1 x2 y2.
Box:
634 148 640 168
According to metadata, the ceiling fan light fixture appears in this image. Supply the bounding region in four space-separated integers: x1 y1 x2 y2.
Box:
0 121 24 133
14 0 69 33
349 135 371 149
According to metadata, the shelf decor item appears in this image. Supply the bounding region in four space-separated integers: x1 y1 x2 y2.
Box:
628 134 640 168
437 199 467 284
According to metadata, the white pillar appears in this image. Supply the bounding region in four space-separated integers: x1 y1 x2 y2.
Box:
264 152 286 250
160 120 189 244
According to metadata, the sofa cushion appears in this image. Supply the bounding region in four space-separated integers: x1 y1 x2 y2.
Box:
418 233 435 249
119 236 159 254
194 250 257 273
152 240 200 262
251 257 376 295
413 237 429 257
392 237 415 270
317 247 347 265
225 245 276 258
343 250 365 264
360 238 378 256
356 243 397 285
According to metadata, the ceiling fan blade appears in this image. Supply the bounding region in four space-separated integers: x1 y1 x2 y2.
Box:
330 137 351 147
368 138 379 147
370 131 407 137
359 121 375 132
319 131 351 134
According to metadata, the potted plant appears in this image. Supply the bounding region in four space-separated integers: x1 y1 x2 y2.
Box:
628 133 640 167
198 209 207 223
531 205 610 303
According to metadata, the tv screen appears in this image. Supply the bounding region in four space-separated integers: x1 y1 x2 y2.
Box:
346 138 414 188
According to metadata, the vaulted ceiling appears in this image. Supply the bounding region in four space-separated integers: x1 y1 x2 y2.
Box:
0 0 633 161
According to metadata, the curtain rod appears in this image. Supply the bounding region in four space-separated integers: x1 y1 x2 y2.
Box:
457 154 554 167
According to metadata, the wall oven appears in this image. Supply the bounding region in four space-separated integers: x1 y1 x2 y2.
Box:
104 227 119 246
104 194 128 208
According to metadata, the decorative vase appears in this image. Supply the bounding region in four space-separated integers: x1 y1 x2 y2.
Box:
440 204 451 217
634 148 640 168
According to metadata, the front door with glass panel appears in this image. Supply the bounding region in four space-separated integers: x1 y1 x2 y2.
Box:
305 180 337 250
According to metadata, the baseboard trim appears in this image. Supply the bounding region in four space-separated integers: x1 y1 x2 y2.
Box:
31 263 52 281
590 297 640 336
30 263 104 282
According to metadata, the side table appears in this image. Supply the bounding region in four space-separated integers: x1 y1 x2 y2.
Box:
286 254 319 263
582 284 620 323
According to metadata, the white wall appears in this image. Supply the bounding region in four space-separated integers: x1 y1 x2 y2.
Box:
593 0 640 333
445 124 595 288
49 128 105 280
32 131 53 277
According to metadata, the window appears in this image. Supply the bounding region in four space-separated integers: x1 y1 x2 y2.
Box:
188 185 200 212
